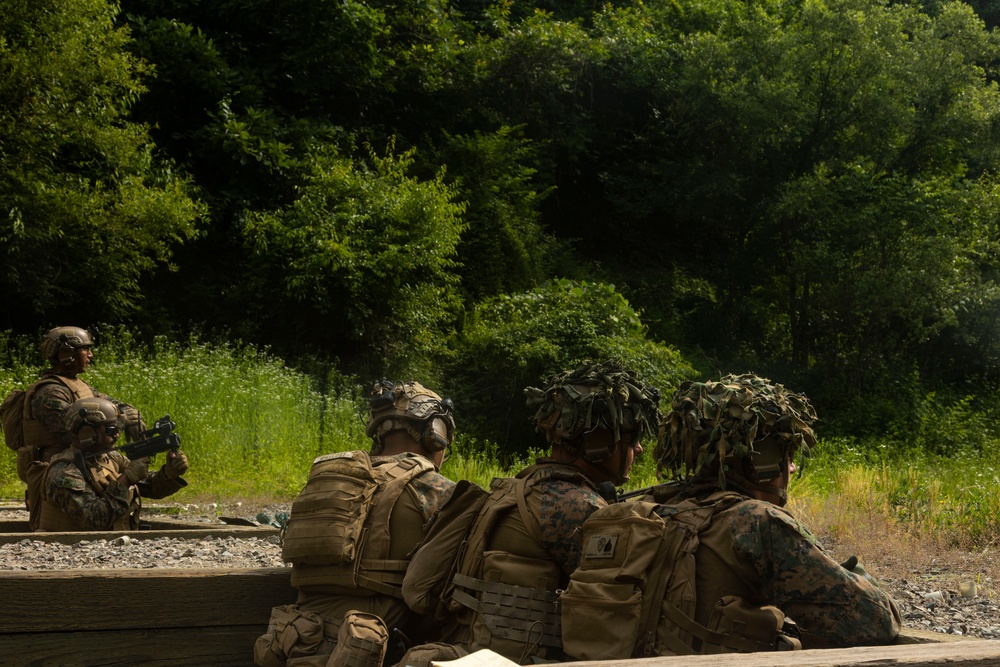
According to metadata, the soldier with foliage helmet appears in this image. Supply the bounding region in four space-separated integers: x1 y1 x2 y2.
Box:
15 326 146 530
255 380 456 667
38 396 188 532
402 360 660 665
647 374 901 650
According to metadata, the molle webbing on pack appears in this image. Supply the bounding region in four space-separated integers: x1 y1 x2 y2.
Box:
283 450 434 596
562 492 791 660
447 462 592 655
20 375 94 457
451 573 562 648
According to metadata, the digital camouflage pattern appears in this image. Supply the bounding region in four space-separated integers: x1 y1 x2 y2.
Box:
653 492 901 649
42 453 133 529
41 450 184 531
656 374 817 488
32 376 144 443
532 465 609 575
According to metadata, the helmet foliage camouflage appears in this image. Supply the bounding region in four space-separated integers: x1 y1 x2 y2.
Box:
366 380 455 456
655 374 817 494
65 397 120 452
40 326 93 364
525 359 661 463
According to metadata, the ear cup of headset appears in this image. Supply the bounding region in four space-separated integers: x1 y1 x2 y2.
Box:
76 424 99 450
423 417 452 451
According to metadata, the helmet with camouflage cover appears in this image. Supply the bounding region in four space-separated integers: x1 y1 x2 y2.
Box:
525 359 661 468
366 380 455 456
64 396 121 453
655 374 817 505
40 326 94 365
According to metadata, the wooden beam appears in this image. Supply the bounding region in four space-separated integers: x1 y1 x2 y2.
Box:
0 567 295 632
0 625 265 667
555 641 1000 667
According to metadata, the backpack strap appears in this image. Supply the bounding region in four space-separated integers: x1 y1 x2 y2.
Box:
355 453 436 597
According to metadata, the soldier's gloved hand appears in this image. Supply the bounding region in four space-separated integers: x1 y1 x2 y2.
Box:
839 556 858 571
117 404 146 442
840 555 879 588
121 457 150 486
163 450 189 479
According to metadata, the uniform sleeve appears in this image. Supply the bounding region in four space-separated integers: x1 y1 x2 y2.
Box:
44 461 132 530
111 450 186 500
409 471 458 523
536 479 608 576
729 501 901 648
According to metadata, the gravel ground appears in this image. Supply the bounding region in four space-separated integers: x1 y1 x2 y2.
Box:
2 503 998 642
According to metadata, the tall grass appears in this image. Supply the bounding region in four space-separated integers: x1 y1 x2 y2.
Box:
3 327 1000 554
0 329 529 501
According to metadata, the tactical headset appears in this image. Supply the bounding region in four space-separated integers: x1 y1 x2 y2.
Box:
366 380 455 454
40 326 93 365
67 397 120 453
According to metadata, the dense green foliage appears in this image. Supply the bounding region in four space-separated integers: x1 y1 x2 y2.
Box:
3 0 1000 450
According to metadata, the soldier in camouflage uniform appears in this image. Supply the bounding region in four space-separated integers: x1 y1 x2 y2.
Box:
38 397 188 531
17 327 145 530
430 360 661 664
648 374 901 649
255 380 457 667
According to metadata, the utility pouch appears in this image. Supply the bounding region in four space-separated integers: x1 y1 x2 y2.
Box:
326 611 389 667
704 596 801 653
254 604 325 667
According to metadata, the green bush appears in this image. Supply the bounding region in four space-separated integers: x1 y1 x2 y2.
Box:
446 279 696 460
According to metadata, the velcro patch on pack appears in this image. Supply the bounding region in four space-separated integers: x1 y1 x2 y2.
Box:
583 533 619 559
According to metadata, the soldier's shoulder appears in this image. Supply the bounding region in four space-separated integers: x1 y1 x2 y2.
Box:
730 497 820 546
48 462 87 491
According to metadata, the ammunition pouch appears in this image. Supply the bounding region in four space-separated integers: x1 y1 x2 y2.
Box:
327 611 389 667
254 604 326 667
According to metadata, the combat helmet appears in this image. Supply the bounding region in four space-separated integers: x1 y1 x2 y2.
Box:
64 397 121 453
366 380 455 457
655 374 817 505
40 326 93 365
525 359 661 470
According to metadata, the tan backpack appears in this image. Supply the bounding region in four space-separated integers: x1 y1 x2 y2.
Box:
0 388 27 451
281 450 434 597
560 496 801 659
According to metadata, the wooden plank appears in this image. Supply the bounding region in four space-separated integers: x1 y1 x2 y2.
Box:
0 567 295 633
0 625 264 667
554 641 1000 666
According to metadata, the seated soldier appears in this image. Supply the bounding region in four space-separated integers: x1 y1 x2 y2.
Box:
400 360 661 665
255 380 457 667
561 374 901 659
38 397 188 532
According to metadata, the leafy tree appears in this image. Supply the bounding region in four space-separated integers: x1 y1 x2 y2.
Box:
0 0 203 327
242 144 467 376
425 126 558 300
584 0 1000 418
448 279 695 456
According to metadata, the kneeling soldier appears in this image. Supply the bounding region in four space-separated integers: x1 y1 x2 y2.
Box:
38 397 188 532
